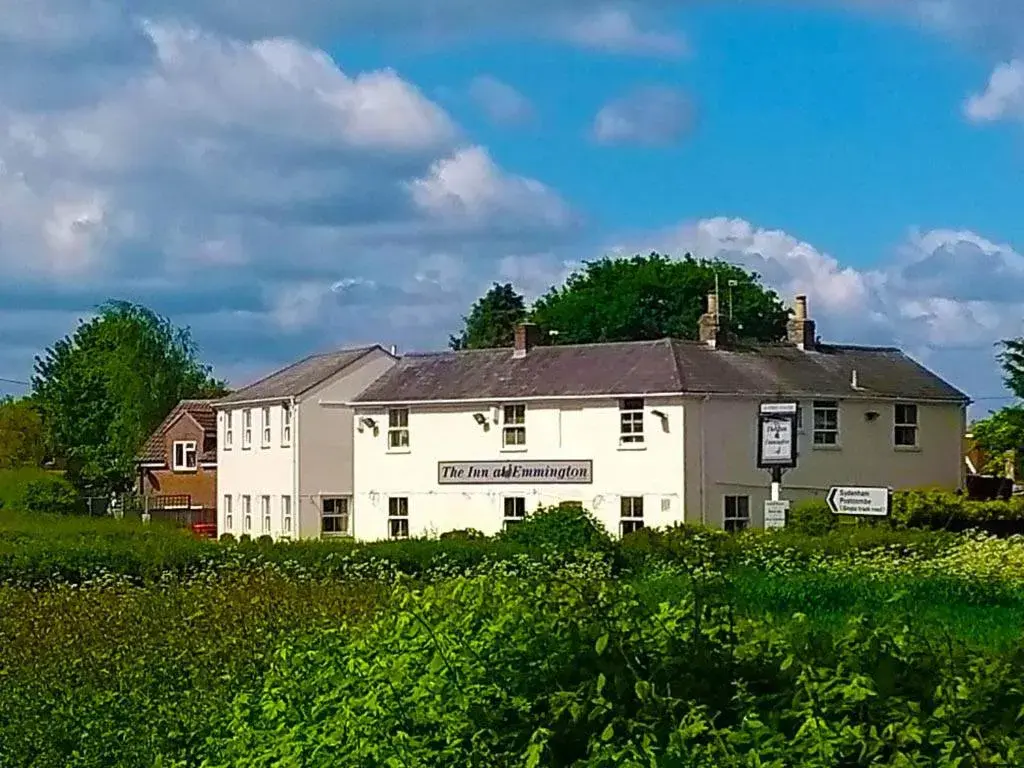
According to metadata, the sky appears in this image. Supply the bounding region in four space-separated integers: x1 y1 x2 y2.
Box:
2 1 1024 418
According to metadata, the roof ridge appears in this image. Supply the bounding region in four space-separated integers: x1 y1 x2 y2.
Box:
665 339 685 392
293 345 379 397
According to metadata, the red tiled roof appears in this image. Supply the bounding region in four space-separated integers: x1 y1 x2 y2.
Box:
138 399 218 466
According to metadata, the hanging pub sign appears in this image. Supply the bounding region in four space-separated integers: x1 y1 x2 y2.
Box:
756 402 798 469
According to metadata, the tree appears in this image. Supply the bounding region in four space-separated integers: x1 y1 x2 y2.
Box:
998 339 1024 400
449 283 527 350
971 406 1024 476
530 253 789 344
0 396 46 469
966 338 1024 476
32 301 227 496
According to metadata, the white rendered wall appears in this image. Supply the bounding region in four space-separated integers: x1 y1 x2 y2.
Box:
352 398 687 540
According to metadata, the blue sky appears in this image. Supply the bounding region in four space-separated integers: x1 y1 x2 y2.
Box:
1 0 1024 416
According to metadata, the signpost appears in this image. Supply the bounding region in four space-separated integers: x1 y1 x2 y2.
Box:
757 402 798 502
764 499 789 530
826 486 891 517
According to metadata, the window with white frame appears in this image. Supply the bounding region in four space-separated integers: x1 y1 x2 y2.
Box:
224 495 233 531
321 497 351 536
503 497 526 529
242 495 252 532
261 495 271 533
620 496 645 536
242 409 252 448
261 407 271 446
282 495 292 535
724 495 750 533
812 400 839 446
502 404 526 448
619 398 645 444
224 412 233 449
172 440 197 471
388 497 409 539
282 404 292 446
895 403 919 447
388 407 410 450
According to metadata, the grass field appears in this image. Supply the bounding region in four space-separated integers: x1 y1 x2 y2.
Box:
3 509 1024 766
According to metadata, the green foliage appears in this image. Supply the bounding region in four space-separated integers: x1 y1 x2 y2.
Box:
787 497 837 536
206 562 1024 767
0 397 46 469
439 527 486 540
497 503 614 552
892 488 1024 528
971 405 1024 475
31 301 226 496
998 337 1024 400
449 282 527 350
530 253 790 344
21 475 85 516
0 467 58 510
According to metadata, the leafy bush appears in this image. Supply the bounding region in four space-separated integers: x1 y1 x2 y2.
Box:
21 475 85 516
206 563 1024 767
892 488 1024 529
497 504 613 552
787 497 836 535
439 527 485 540
219 533 236 543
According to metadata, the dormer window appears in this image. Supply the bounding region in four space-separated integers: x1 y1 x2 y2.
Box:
172 441 197 471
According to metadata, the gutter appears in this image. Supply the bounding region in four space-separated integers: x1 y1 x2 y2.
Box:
337 392 970 409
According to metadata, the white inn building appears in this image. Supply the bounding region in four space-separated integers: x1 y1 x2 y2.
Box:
349 296 968 540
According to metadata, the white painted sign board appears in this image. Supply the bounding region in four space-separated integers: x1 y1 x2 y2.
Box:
760 402 798 415
826 486 890 517
764 499 789 529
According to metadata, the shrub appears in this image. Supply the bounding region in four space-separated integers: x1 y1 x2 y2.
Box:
219 533 236 543
787 497 836 535
497 504 613 552
21 475 85 516
256 534 274 545
439 528 485 541
892 488 1024 529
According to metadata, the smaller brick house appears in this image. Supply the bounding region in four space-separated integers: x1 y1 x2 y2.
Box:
137 399 218 531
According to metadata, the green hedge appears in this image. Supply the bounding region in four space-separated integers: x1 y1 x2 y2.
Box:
892 488 1024 528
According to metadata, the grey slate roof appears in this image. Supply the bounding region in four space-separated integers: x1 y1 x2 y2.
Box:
138 400 218 465
217 347 381 404
352 339 969 404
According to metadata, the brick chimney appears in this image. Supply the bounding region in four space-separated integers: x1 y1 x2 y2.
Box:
513 322 542 358
787 294 816 350
698 292 721 348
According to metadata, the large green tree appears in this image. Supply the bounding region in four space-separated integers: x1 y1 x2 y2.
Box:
32 301 227 495
0 396 46 469
449 282 528 350
969 339 1024 475
532 253 789 344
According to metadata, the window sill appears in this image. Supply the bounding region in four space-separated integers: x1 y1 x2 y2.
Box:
386 447 412 455
172 468 198 474
241 446 251 451
260 444 271 450
500 446 528 454
617 443 647 451
894 445 922 453
811 444 842 452
281 443 292 449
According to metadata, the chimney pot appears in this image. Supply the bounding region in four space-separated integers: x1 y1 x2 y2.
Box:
513 322 542 358
787 294 816 351
707 292 719 318
795 295 807 321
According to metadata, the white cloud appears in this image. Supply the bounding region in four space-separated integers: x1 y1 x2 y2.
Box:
408 146 574 230
561 7 687 57
965 59 1024 122
468 75 535 127
592 86 693 146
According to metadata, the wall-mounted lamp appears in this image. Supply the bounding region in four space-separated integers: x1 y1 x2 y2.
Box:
359 416 377 429
651 409 667 419
472 412 488 426
865 411 880 422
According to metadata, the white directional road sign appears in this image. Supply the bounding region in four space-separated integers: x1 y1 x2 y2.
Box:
826 486 890 517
